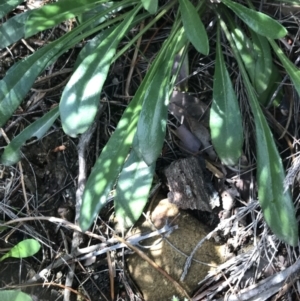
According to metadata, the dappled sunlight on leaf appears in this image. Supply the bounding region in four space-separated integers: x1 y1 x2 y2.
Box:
0 290 32 301
210 28 243 165
60 5 141 137
0 10 31 50
222 0 287 38
115 149 155 228
1 107 59 165
134 29 187 166
227 29 299 245
25 0 104 37
0 38 70 127
269 39 300 98
80 92 143 231
178 0 209 55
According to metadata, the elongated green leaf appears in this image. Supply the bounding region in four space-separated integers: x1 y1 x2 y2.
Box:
249 87 298 246
268 39 300 98
0 0 24 18
0 6 113 128
250 31 273 94
133 62 169 165
0 239 41 261
141 0 158 14
0 290 32 301
133 28 187 165
231 27 280 106
80 93 143 231
222 0 287 39
59 27 114 137
232 28 272 95
0 28 82 128
115 149 155 228
77 2 115 32
220 19 298 246
60 6 141 137
210 29 243 165
80 22 176 231
25 0 105 37
1 107 59 165
0 0 115 50
178 0 209 55
0 10 31 50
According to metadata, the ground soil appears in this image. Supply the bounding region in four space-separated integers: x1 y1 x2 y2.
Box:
1 1 300 301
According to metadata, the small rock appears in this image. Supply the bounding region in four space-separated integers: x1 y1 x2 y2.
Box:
126 196 225 301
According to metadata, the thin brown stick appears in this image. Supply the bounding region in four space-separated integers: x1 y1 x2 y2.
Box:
125 21 144 99
107 251 115 301
2 216 106 242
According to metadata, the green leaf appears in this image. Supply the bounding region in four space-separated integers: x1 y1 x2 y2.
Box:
210 29 243 165
178 0 209 55
115 149 155 228
80 24 187 231
141 0 158 14
248 86 298 246
77 2 115 32
80 39 168 230
232 28 272 95
0 8 111 128
0 290 32 301
0 0 24 18
222 0 287 39
231 27 281 106
0 10 31 50
80 22 177 231
133 59 169 165
80 92 143 231
133 28 187 165
59 27 114 137
1 107 59 165
24 0 105 38
220 19 298 246
0 27 81 128
268 39 300 98
0 239 41 261
60 6 141 137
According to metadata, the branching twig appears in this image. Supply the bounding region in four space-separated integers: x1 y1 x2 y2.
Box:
63 107 103 301
25 224 177 283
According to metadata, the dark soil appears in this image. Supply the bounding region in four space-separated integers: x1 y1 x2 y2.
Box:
1 1 300 301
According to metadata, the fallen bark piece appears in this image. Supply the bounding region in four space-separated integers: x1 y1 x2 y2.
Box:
164 156 214 211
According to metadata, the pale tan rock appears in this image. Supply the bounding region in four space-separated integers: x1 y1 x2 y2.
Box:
126 196 225 301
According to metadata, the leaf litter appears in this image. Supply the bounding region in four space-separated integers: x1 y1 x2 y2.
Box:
0 1 300 301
